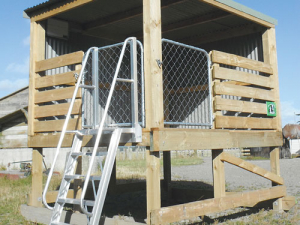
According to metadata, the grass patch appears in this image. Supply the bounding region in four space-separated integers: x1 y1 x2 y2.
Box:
0 176 38 225
241 156 269 161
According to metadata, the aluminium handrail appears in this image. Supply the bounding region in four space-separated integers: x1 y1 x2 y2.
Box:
79 37 137 216
42 47 96 210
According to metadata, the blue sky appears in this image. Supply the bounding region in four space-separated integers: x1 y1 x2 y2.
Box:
0 0 299 126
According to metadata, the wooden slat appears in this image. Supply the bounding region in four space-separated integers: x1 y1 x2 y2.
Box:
35 87 81 104
34 100 81 119
31 0 95 22
215 116 277 130
214 82 275 101
152 129 283 151
211 50 273 74
35 51 84 73
212 66 274 88
34 118 80 132
35 70 79 88
214 97 267 114
220 152 284 185
151 186 286 224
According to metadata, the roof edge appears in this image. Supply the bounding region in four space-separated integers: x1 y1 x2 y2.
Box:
215 0 278 25
0 86 29 102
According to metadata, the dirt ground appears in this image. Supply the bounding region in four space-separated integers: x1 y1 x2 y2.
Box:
101 157 300 224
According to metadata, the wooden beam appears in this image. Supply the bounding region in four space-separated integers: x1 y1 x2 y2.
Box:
28 148 43 207
34 100 81 119
30 0 95 22
34 118 81 133
180 23 265 46
214 96 268 115
215 116 277 130
28 21 45 137
151 186 286 224
211 50 273 74
212 66 274 88
262 28 281 131
220 152 284 185
84 0 187 31
35 51 84 73
146 150 161 225
35 86 81 104
212 150 225 198
35 70 80 88
143 0 164 129
198 0 275 28
214 82 275 101
152 129 283 151
282 196 296 211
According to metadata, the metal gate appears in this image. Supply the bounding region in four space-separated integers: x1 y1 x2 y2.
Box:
81 41 145 129
162 39 213 128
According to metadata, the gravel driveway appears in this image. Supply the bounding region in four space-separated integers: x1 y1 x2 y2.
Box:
172 157 300 195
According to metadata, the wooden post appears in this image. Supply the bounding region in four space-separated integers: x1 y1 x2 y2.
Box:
143 0 164 223
262 28 283 211
28 21 45 138
28 148 43 207
163 151 171 192
146 150 161 225
212 150 225 198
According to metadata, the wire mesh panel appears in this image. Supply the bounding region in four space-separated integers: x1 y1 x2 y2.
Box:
162 39 212 128
82 41 144 129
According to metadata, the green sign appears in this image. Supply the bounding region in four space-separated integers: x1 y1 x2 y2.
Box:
266 101 276 117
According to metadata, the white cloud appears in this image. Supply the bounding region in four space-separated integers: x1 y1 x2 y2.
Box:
23 36 30 46
281 101 300 126
5 57 29 74
0 79 28 92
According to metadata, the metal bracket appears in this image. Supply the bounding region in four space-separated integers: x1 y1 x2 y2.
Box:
156 59 162 69
74 73 79 81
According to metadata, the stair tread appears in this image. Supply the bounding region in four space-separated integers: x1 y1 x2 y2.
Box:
64 174 101 180
57 198 95 206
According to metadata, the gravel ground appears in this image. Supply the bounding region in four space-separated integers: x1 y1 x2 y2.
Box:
172 157 300 195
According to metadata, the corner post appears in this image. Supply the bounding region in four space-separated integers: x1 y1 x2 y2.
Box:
28 148 43 207
262 28 283 211
143 0 164 223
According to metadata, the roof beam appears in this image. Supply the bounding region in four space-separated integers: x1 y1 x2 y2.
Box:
30 0 95 22
83 0 188 31
199 0 275 28
132 10 231 38
179 23 265 45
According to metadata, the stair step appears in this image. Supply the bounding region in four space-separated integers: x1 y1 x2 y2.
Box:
64 174 101 181
71 152 107 157
79 84 95 89
57 198 95 206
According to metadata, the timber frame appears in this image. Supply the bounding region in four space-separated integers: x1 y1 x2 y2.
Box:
24 0 295 223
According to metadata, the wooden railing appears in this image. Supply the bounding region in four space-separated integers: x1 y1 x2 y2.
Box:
32 51 83 135
211 50 277 130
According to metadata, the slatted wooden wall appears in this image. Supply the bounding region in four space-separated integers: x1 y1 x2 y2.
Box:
31 51 83 136
211 50 277 130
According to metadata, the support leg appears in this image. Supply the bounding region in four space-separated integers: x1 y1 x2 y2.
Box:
270 147 283 211
28 148 43 207
146 150 161 225
212 149 225 198
163 151 171 192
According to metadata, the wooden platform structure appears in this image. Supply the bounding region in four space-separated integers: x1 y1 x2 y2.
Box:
24 0 295 224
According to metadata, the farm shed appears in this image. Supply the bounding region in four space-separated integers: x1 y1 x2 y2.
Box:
23 0 295 224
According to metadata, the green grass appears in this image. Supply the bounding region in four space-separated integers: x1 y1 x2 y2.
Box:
0 176 37 225
241 156 269 161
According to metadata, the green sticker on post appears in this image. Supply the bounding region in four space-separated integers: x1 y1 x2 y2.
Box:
266 101 276 117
